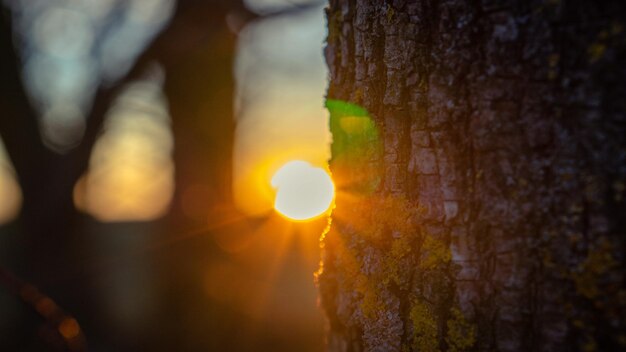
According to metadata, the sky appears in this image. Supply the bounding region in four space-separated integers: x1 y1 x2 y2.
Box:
234 2 330 217
0 0 330 224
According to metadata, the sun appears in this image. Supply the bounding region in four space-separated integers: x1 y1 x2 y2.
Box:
271 160 334 221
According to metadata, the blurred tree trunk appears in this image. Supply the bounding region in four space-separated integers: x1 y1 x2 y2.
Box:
318 1 626 351
155 7 240 351
0 2 241 349
0 4 86 285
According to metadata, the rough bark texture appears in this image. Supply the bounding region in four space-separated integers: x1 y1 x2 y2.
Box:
318 1 626 351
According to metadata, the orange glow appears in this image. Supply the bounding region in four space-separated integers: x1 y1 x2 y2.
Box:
0 141 22 225
233 124 331 217
271 161 334 221
35 297 58 318
58 318 80 339
0 166 22 225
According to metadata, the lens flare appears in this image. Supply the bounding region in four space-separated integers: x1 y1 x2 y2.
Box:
271 160 334 221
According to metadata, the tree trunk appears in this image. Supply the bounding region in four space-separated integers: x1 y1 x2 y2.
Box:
318 1 626 351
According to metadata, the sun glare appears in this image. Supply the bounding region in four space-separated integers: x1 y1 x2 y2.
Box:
271 161 334 221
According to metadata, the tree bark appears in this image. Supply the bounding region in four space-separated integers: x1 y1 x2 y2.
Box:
318 0 626 351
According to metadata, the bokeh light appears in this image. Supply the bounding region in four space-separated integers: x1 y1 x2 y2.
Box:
74 72 174 222
0 141 22 225
9 0 174 153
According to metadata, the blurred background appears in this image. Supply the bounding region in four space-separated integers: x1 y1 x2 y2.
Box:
0 0 330 350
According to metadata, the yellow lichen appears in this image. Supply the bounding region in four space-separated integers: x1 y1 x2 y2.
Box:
582 335 597 352
419 235 452 271
382 235 413 285
445 308 476 352
547 54 560 80
611 21 624 35
361 286 384 319
588 43 606 63
386 7 395 23
409 299 440 352
571 238 617 299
